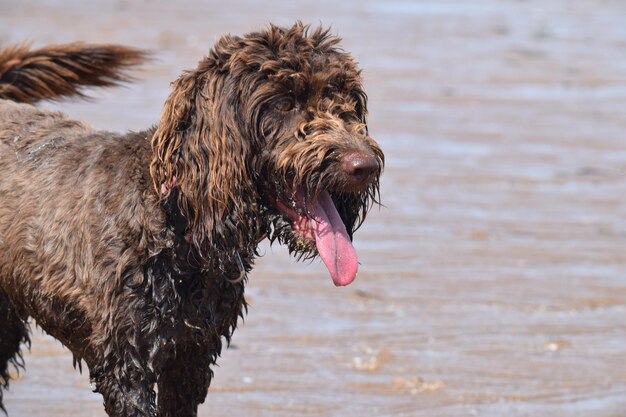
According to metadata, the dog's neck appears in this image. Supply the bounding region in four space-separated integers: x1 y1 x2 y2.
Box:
161 187 256 284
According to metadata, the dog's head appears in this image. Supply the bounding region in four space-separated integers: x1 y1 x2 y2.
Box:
151 24 383 285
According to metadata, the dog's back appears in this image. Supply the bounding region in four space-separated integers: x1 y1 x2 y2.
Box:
0 43 156 298
0 42 150 245
0 42 152 276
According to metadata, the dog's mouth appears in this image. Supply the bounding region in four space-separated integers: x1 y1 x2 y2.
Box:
271 187 358 287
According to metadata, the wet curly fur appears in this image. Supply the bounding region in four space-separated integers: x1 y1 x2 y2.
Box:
0 24 383 417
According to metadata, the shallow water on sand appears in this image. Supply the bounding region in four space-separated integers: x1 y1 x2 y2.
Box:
1 1 626 416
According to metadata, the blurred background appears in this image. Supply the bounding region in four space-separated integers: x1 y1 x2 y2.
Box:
1 1 626 416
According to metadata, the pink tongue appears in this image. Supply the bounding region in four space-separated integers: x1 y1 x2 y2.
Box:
311 191 358 286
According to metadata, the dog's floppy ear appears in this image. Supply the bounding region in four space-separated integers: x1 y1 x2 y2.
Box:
150 57 259 262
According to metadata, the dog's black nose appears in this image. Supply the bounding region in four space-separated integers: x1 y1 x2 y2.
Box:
342 153 379 185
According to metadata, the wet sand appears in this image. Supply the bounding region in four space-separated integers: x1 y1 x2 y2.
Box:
1 1 626 416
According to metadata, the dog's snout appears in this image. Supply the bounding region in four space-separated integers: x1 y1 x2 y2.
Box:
342 153 379 184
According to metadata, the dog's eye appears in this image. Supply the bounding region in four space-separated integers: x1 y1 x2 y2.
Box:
274 97 295 112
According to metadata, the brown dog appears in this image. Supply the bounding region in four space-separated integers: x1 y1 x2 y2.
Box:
0 24 383 417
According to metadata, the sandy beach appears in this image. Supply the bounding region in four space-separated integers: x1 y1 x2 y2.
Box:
1 1 625 416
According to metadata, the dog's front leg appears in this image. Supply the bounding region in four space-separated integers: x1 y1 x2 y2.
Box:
156 342 215 417
91 362 158 417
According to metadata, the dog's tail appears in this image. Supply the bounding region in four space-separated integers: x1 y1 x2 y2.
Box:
0 43 146 104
